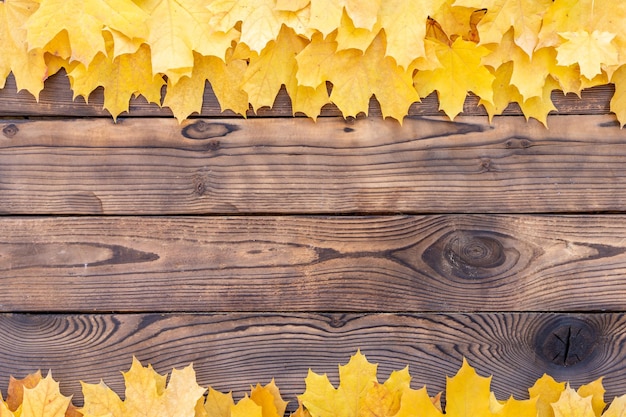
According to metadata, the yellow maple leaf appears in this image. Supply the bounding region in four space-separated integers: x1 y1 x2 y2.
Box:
80 381 124 417
445 359 493 417
250 379 289 417
538 0 626 56
232 396 263 417
68 31 164 120
308 0 343 36
414 37 494 119
480 61 520 120
299 350 410 417
556 30 619 79
6 371 43 412
517 76 559 126
392 386 443 417
295 32 337 89
344 0 380 30
276 0 310 12
378 0 446 68
0 396 12 417
22 373 72 417
483 29 554 100
302 31 418 121
163 49 249 121
241 25 309 112
26 0 149 65
335 10 381 52
290 401 313 417
0 0 47 98
81 358 205 417
207 0 311 53
138 0 239 85
602 395 626 417
610 65 626 126
528 374 567 417
453 0 552 56
204 388 234 417
552 384 596 417
578 379 607 417
428 3 479 44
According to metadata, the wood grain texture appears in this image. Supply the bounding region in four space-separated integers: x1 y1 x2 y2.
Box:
3 215 626 313
2 115 626 214
0 72 616 118
0 313 623 413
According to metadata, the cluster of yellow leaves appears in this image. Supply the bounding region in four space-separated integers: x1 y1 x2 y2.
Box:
4 0 626 125
5 352 626 417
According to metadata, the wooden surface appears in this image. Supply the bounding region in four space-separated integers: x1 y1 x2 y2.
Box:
2 73 626 414
0 313 623 409
3 115 626 214
3 215 626 312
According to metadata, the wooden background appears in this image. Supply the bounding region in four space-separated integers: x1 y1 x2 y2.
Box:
1 72 626 413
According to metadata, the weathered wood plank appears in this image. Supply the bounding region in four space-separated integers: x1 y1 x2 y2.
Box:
0 313 622 412
2 215 626 312
2 115 626 214
0 72 616 118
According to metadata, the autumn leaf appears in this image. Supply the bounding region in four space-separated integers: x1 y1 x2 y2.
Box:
335 10 381 52
250 379 289 417
241 25 308 112
378 0 446 68
453 0 552 55
203 387 235 417
611 65 626 126
163 49 249 121
603 395 626 417
414 37 494 119
0 0 47 98
552 384 597 417
299 350 411 417
556 30 619 79
22 373 72 417
26 0 149 65
232 396 263 417
68 31 164 120
299 31 418 121
80 357 205 417
6 371 43 412
207 0 311 53
138 0 240 85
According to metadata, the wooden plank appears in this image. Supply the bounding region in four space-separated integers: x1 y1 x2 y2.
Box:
0 312 622 412
3 215 626 312
0 72 616 118
2 115 626 214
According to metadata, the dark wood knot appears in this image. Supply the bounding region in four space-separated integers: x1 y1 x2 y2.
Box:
181 120 239 140
2 124 18 138
536 317 597 367
423 231 510 280
505 137 533 149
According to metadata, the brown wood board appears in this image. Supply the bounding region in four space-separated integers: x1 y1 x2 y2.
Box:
0 312 620 413
2 115 626 214
2 215 626 313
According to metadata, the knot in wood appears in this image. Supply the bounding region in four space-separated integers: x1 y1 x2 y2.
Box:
181 120 238 140
505 137 533 149
536 317 597 367
423 231 510 280
2 124 18 138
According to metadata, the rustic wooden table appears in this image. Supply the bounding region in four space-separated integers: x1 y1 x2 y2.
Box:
1 73 625 413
